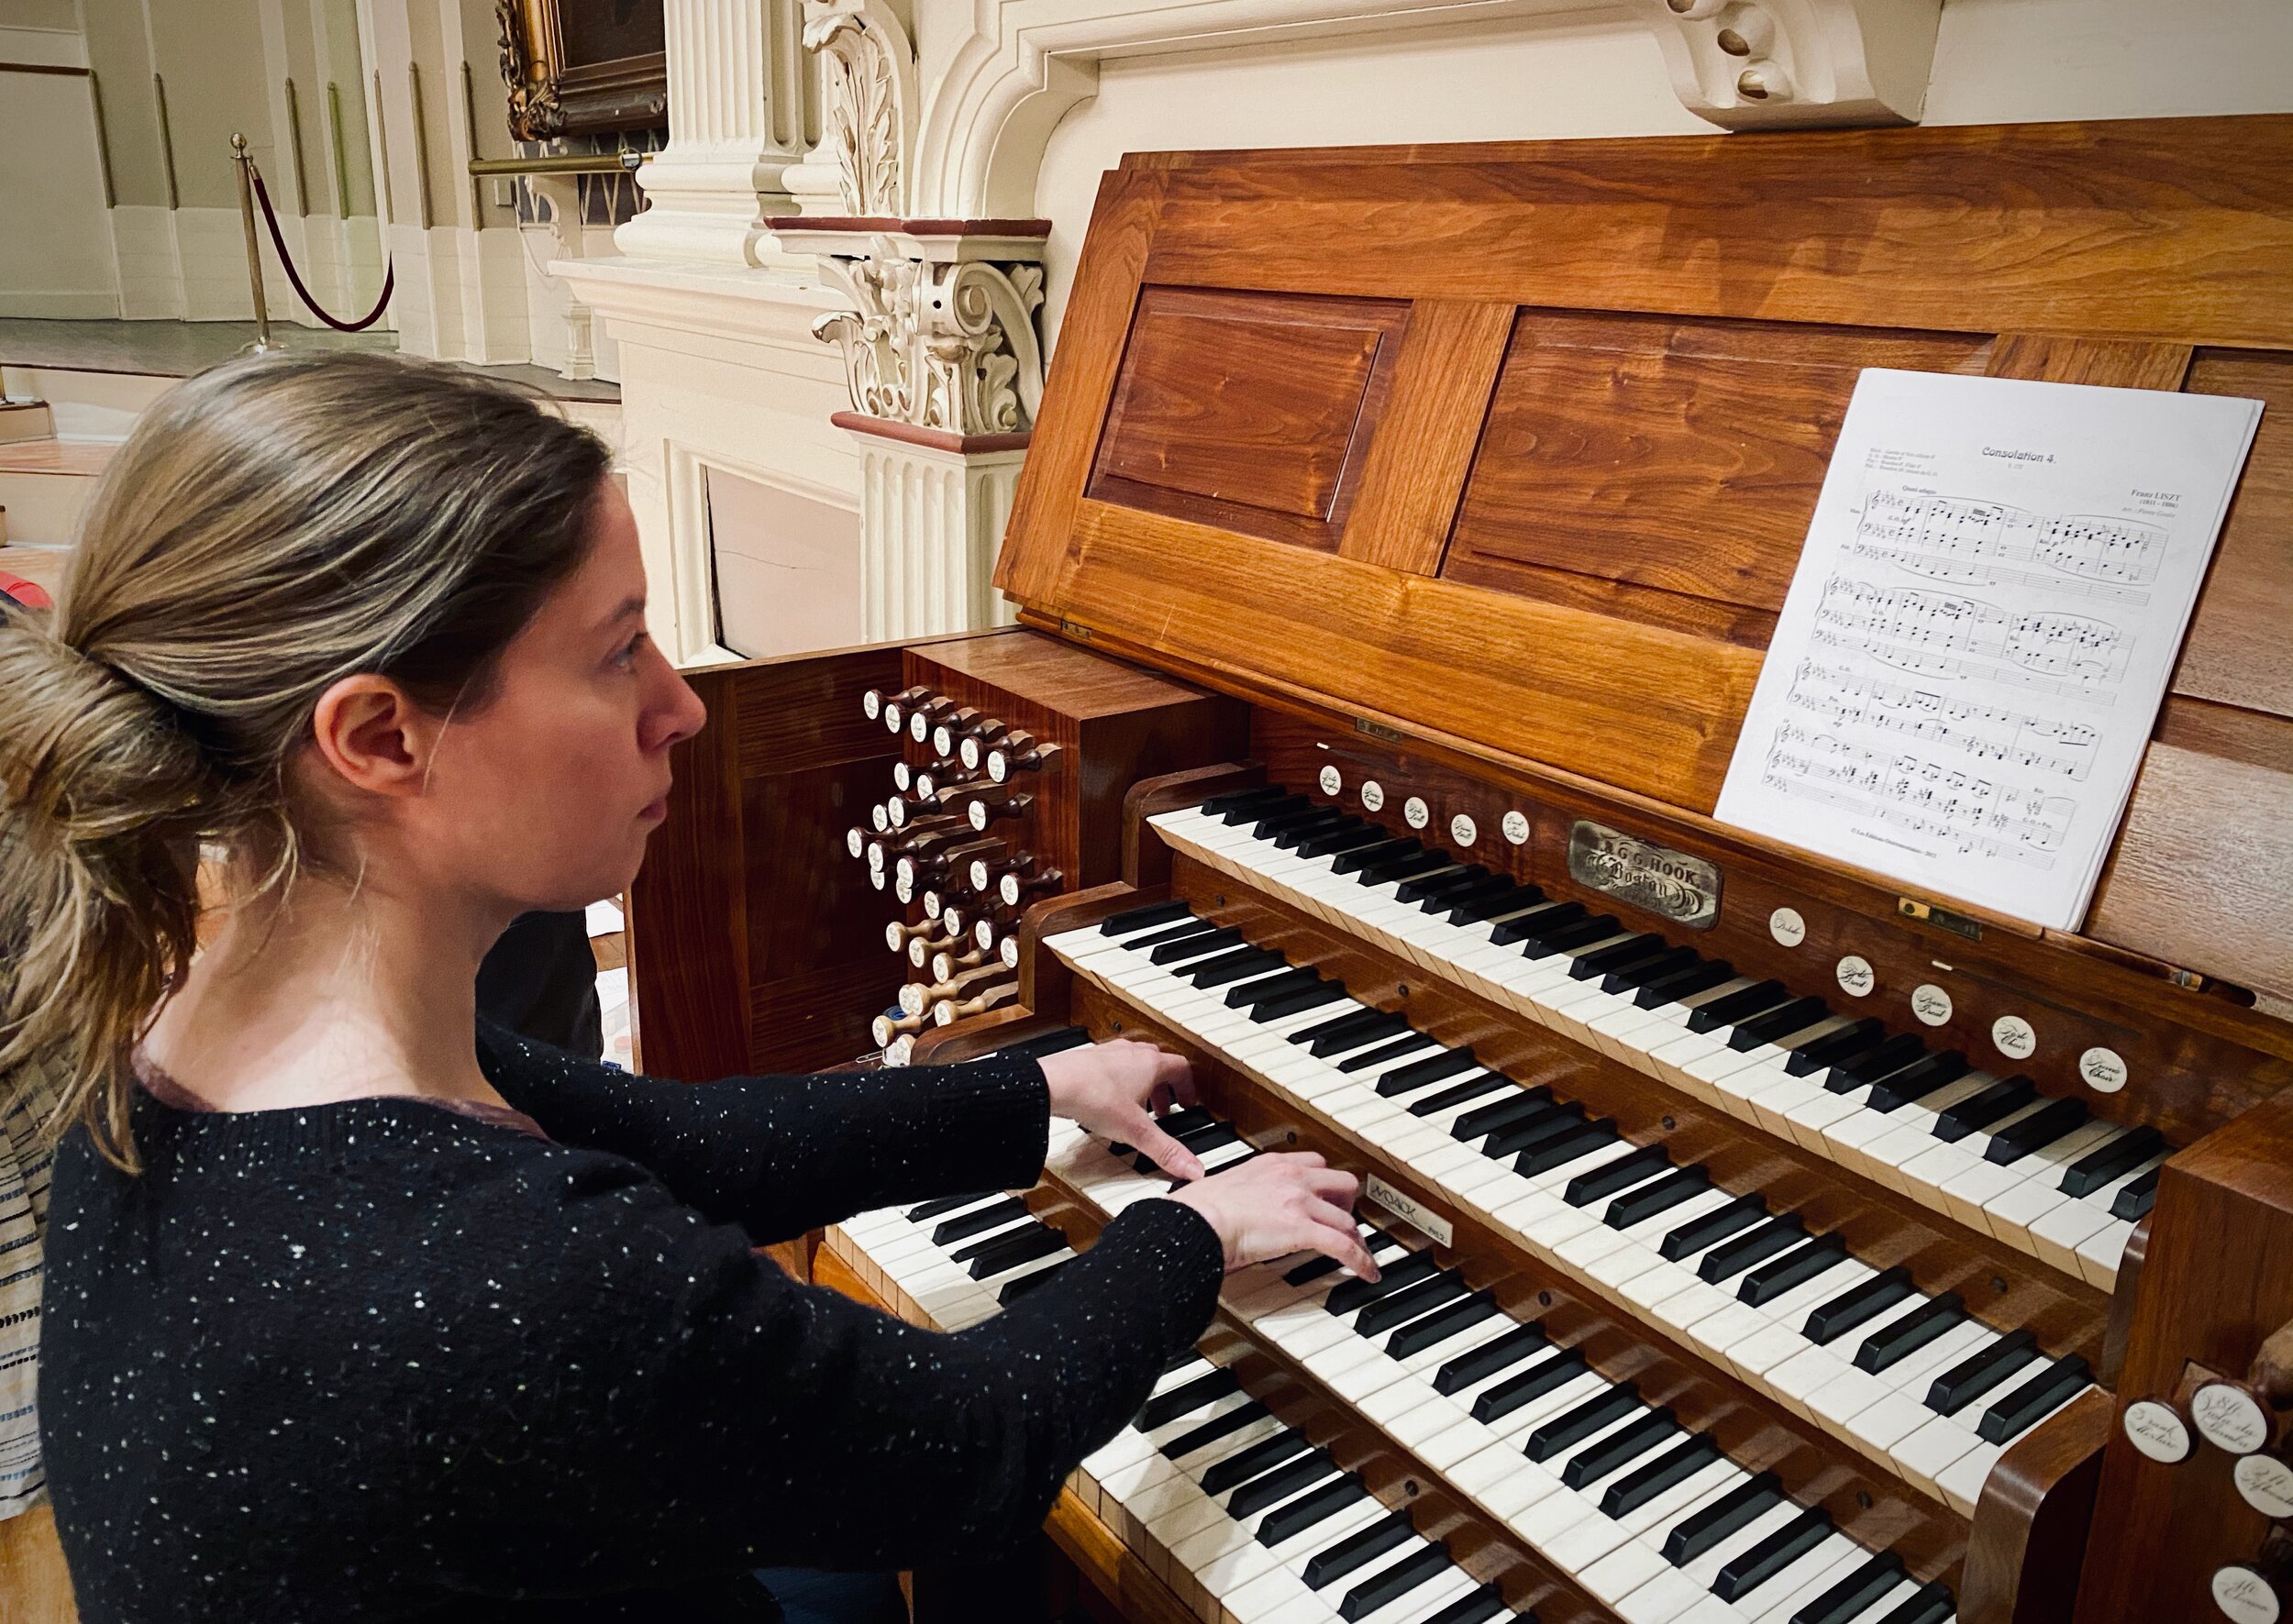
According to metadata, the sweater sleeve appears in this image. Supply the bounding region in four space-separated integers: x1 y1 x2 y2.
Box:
476 1020 1048 1242
427 1145 1227 1588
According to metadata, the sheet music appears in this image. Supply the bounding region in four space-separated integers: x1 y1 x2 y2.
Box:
1715 369 2261 931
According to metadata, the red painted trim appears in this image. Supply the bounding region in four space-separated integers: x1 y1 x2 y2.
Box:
765 215 1054 238
831 411 1032 456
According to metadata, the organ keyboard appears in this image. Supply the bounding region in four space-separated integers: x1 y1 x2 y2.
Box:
631 115 2293 1624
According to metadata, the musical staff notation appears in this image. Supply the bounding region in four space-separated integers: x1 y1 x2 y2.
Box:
1780 658 2099 780
1855 491 2164 602
1761 764 2071 870
1811 576 2129 697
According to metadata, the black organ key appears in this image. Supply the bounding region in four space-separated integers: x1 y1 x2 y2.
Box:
959 1222 1067 1278
999 1262 1068 1303
1227 1448 1338 1519
1163 1399 1273 1462
1713 1504 1831 1603
1523 1384 1641 1462
1356 1272 1474 1340
1270 810 1352 850
1420 875 1514 917
1605 945 1700 994
1662 1472 1783 1564
1738 1232 1849 1309
1257 1475 1369 1547
1329 837 1419 876
2060 1127 2165 1198
1293 1007 1404 1052
1687 979 1790 1034
932 1196 1031 1244
1473 1350 1589 1423
1564 1142 1671 1208
1146 925 1237 962
1601 1432 1721 1518
1201 1428 1314 1495
1926 1328 2041 1413
1490 900 1585 947
1878 1580 1957 1624
1257 981 1352 1022
1229 967 1326 1010
1934 1075 2036 1143
1514 1119 1619 1177
1327 1253 1442 1316
1786 1018 1887 1077
1696 1215 1808 1284
1422 1588 1508 1624
1162 1345 1208 1376
1984 1096 2093 1166
1338 1033 1441 1074
1867 1051 1973 1113
1528 914 1623 956
1099 898 1197 934
2111 1165 2162 1221
1977 1354 2091 1443
1570 933 1672 981
1562 1406 1680 1490
1137 1366 1241 1430
1435 1322 1549 1396
1828 1032 1928 1093
1728 995 1833 1052
1453 1088 1558 1142
1338 1542 1454 1620
1307 1013 1413 1056
1804 1266 1916 1345
1660 1193 1768 1263
1412 1073 1515 1118
1303 1510 1416 1590
1361 847 1451 887
1387 1290 1502 1358
1396 865 1491 906
1202 785 1289 820
1793 1552 1906 1624
1607 1166 1711 1230
999 1027 1094 1061
1450 884 1545 925
1483 1103 1590 1162
1855 1293 1966 1375
1376 1047 1483 1098
1636 958 1734 1011
905 1190 998 1222
1181 948 1289 988
1295 821 1382 859
1252 801 1335 838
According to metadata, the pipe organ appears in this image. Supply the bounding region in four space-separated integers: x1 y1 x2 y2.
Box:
629 114 2293 1624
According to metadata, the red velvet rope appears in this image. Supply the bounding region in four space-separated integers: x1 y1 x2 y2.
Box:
249 165 395 333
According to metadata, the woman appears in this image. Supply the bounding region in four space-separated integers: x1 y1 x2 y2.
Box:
0 352 1376 1623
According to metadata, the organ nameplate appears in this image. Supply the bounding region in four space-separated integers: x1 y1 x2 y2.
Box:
1365 1176 1453 1246
1567 821 1721 930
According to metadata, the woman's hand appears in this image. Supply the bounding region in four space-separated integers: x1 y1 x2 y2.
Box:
1165 1153 1378 1280
1037 1038 1203 1180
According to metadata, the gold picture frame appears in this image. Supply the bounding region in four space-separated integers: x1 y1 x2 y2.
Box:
495 0 666 141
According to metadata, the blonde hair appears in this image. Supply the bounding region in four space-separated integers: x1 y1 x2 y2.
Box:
0 351 610 1170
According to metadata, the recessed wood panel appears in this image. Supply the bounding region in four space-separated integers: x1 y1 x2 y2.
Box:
2174 349 2293 721
1087 285 1407 549
1443 314 1989 646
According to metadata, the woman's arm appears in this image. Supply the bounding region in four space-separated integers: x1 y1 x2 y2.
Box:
477 1019 1047 1242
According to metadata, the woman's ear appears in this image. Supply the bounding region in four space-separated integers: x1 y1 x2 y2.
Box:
308 675 444 800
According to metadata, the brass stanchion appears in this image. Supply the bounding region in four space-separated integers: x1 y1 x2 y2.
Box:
229 134 279 355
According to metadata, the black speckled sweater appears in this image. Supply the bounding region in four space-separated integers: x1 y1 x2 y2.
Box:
40 1024 1226 1623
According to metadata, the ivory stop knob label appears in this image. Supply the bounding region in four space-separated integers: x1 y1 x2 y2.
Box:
2122 1400 2192 1464
2194 1384 2272 1455
2236 1454 2293 1519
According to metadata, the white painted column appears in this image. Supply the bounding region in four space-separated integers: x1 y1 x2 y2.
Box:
616 0 812 267
845 417 1025 641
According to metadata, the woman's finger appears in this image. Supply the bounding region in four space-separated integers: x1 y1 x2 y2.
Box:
1126 1111 1206 1182
1303 1221 1380 1282
1154 1051 1199 1109
1302 1167 1361 1204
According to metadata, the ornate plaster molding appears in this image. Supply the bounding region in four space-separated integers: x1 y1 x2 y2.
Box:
802 0 920 215
1630 0 1940 129
808 236 1047 436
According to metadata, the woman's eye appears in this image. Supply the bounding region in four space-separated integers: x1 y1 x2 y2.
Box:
613 634 646 668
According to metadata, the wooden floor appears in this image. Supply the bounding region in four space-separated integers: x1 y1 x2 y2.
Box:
0 443 113 476
0 1507 77 1624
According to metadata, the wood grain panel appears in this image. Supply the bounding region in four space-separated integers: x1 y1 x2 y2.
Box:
2088 722 2293 1001
0 1506 77 1624
1056 497 1764 810
2176 348 2293 720
1137 118 2293 347
1336 299 1516 574
1445 314 1988 646
1985 336 2194 392
997 165 1169 608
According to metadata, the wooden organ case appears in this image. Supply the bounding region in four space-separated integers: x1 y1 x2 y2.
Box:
628 115 2293 1624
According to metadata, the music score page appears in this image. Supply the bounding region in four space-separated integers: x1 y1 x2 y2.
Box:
1714 368 2261 932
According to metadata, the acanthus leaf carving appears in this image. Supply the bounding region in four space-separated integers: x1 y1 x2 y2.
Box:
812 241 1047 436
802 0 917 217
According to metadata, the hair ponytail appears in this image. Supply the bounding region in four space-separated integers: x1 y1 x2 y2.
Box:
0 350 608 1169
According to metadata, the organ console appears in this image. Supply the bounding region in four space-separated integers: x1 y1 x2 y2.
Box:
628 115 2293 1624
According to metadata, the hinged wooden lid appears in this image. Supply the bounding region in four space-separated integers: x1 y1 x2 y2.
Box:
995 115 2293 998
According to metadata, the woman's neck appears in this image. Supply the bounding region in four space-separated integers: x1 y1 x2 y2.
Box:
143 867 511 1114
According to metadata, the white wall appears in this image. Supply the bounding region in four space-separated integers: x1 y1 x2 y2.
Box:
0 21 120 316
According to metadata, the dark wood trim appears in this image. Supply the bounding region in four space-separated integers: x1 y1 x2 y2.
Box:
829 411 1031 456
766 215 1053 237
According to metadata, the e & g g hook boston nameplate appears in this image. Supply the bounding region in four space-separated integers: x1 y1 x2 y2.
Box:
1567 820 1723 930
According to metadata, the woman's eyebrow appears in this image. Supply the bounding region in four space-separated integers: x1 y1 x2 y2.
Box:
598 595 648 632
